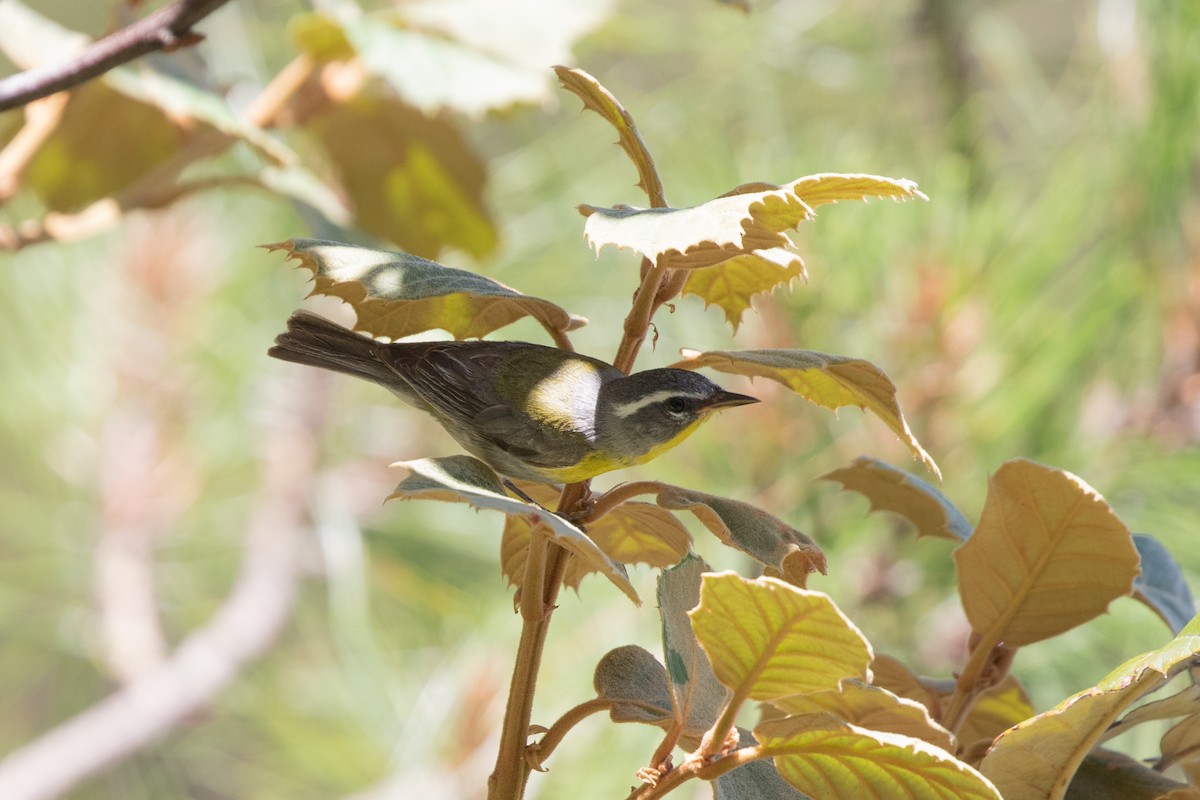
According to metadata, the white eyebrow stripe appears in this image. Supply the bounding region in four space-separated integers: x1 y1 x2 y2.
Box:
612 390 709 419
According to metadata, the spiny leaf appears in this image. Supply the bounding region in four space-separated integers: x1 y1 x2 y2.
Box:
822 457 970 540
979 612 1200 800
1132 533 1197 634
658 555 729 737
388 455 637 603
756 714 1001 800
954 459 1140 647
682 249 807 331
266 238 584 341
674 349 940 480
770 680 955 752
690 572 871 700
592 645 674 726
554 66 663 204
654 486 826 586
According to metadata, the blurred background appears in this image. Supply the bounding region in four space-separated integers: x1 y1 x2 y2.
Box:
0 0 1198 797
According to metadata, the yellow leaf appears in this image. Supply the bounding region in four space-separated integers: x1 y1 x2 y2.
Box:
689 572 871 700
788 173 928 209
267 238 584 341
954 459 1140 647
389 456 637 604
1102 684 1200 743
756 714 1001 800
673 349 940 480
822 457 970 540
682 249 807 331
655 486 825 585
770 681 955 752
979 613 1200 800
954 676 1035 750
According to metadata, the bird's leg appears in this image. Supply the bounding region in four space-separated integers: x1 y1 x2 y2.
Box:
503 479 546 510
560 484 595 523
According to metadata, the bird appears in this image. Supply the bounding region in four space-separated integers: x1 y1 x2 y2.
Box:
268 311 758 484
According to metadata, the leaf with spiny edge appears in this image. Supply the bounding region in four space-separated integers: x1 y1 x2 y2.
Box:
266 238 585 341
682 249 807 331
388 456 637 604
654 486 826 586
954 459 1140 648
822 457 971 541
673 349 940 480
755 714 1001 800
689 572 871 701
979 611 1200 800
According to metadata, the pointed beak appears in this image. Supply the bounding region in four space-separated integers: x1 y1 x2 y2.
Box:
703 389 760 411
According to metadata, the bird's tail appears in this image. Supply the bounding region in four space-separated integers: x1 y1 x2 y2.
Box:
268 311 395 386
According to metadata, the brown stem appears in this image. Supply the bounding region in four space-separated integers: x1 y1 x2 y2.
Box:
0 0 233 111
578 481 666 524
613 257 670 373
527 698 615 770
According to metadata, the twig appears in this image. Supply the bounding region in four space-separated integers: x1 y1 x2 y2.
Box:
0 371 327 800
0 0 233 112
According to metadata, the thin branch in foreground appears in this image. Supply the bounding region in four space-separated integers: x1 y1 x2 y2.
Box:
0 371 329 800
0 0 233 112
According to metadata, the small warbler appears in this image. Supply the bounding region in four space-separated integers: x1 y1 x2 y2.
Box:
269 311 758 483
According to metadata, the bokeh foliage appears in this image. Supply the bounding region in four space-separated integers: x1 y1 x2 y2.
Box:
0 0 1198 797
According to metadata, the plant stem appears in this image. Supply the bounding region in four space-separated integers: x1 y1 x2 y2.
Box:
580 481 666 523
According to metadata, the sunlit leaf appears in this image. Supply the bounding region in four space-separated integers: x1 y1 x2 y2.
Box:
388 455 637 603
1065 749 1190 800
655 486 825 586
302 93 497 259
682 249 807 331
756 714 1001 800
288 12 355 61
658 555 729 737
267 238 584 341
690 572 871 699
822 457 970 541
770 680 955 751
979 612 1200 800
955 676 1035 749
1133 534 1197 634
954 460 1140 647
869 654 942 714
673 349 939 480
1102 684 1200 743
592 645 674 726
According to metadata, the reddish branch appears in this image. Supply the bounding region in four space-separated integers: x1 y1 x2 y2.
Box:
0 0 232 112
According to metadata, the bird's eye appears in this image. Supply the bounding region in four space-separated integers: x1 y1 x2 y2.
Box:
666 397 688 414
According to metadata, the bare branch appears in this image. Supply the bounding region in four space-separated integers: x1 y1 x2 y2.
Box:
0 0 233 112
0 372 329 800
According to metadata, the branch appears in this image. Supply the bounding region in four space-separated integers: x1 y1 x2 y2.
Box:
0 0 233 112
0 371 329 800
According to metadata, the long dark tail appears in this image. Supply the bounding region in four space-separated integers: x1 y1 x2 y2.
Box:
268 311 396 386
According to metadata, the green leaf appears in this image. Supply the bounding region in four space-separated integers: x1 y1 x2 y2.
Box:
954 459 1140 648
690 572 871 700
1132 533 1196 634
267 238 584 341
770 681 955 752
654 486 826 586
682 249 807 331
592 645 674 726
822 457 971 541
979 612 1200 800
658 555 729 738
388 455 637 604
673 349 939 480
756 714 1001 800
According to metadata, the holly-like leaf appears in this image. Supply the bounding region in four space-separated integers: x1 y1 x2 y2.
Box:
756 714 1001 800
673 349 939 480
592 645 674 727
979 612 1200 800
301 93 496 259
954 460 1140 647
388 455 637 603
770 680 955 752
689 572 871 700
682 249 807 331
654 486 826 586
579 173 924 270
658 555 729 737
1132 533 1196 634
822 457 971 541
267 238 584 341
